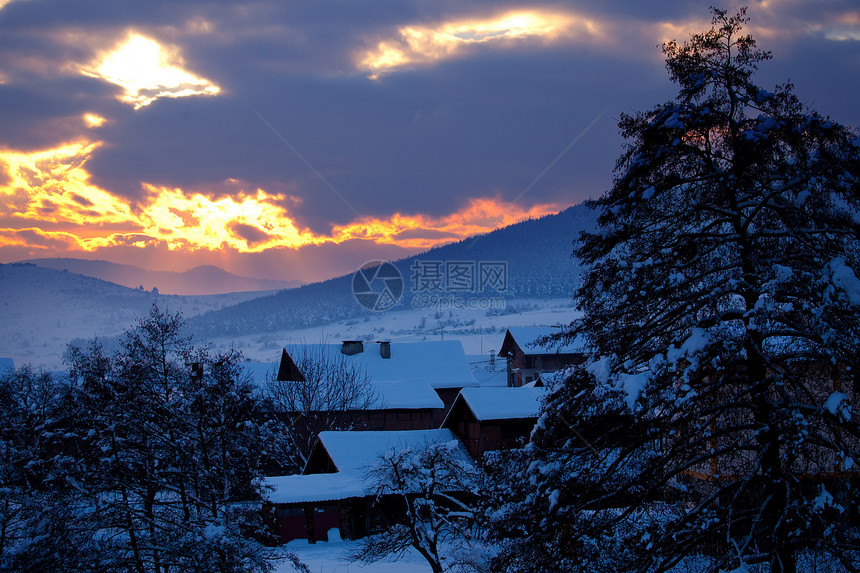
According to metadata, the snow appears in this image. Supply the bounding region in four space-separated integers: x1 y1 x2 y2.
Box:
275 537 433 572
317 429 463 475
240 362 277 386
282 340 479 390
264 430 469 504
667 327 710 364
264 473 365 504
811 485 843 513
823 391 850 421
0 262 281 370
201 524 226 541
586 356 612 384
452 387 545 421
503 326 586 355
373 381 444 409
829 258 860 305
466 354 508 387
199 297 582 368
619 371 649 410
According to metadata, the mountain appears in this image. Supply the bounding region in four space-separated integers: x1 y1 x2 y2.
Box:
0 263 280 370
187 203 597 339
17 259 302 295
0 203 597 369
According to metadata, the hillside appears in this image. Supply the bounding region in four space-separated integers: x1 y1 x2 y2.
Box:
17 259 302 295
0 263 277 369
187 203 597 339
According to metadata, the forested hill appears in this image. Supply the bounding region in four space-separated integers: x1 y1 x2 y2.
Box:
187 202 598 338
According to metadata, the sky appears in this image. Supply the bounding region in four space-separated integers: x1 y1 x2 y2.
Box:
0 0 858 283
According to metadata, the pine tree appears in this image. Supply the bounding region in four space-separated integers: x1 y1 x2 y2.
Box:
488 8 860 573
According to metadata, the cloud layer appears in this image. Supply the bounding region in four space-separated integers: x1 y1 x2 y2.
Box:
0 0 858 281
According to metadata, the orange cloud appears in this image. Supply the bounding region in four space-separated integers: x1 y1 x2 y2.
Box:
357 9 605 78
80 32 220 109
0 139 568 257
330 197 562 249
83 113 107 128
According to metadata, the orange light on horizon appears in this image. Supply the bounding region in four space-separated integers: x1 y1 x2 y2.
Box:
0 140 569 257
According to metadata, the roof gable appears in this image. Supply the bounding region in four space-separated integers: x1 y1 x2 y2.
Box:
499 327 587 356
445 387 546 424
276 348 305 382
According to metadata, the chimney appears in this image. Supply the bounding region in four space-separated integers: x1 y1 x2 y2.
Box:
341 341 364 355
379 341 391 359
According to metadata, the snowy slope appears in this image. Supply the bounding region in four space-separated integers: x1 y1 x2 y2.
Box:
207 297 580 365
0 263 277 370
187 203 597 339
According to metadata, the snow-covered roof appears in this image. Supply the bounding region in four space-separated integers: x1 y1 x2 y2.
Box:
264 473 364 504
500 327 587 356
465 354 508 387
281 340 479 390
264 429 468 504
448 387 546 422
373 381 444 409
316 429 461 475
240 362 276 386
471 367 508 387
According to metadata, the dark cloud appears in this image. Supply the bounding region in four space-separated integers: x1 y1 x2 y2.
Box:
228 221 271 246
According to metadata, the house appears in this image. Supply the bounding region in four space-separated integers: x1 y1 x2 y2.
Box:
443 386 545 460
264 429 470 543
276 340 480 428
498 327 587 387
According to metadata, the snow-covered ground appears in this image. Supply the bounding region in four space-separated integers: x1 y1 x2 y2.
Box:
211 297 579 363
274 531 432 573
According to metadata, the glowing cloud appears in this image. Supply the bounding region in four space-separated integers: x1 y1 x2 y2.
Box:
82 113 107 128
82 33 220 109
330 198 563 249
357 9 603 78
824 12 860 41
0 140 567 257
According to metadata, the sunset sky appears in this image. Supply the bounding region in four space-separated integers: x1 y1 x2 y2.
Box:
1 0 858 282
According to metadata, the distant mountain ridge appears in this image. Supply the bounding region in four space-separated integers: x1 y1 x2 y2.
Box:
1 202 597 368
0 263 283 370
16 259 302 295
187 203 597 339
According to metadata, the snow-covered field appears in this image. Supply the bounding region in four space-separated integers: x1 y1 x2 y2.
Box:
211 297 579 364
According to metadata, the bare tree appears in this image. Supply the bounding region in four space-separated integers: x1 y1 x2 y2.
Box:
262 343 379 473
349 440 483 573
